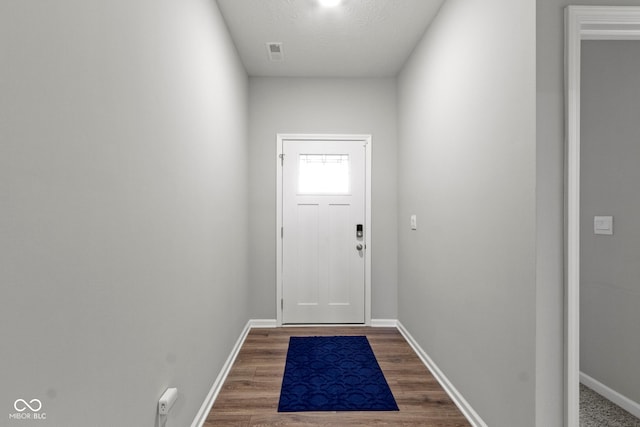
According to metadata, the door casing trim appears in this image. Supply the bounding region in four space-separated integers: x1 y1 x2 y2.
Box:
276 133 372 326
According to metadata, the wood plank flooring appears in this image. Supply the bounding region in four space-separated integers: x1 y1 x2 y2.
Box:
205 327 471 426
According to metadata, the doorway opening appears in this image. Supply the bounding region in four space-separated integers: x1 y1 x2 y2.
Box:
565 6 640 426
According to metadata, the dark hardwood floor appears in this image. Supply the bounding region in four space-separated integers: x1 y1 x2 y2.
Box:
205 327 471 426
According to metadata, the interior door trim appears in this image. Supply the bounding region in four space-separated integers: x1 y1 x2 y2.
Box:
276 133 372 326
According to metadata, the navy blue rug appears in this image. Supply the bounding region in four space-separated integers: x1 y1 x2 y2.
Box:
277 336 399 412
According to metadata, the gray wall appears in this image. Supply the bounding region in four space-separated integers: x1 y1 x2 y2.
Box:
397 0 536 426
0 1 249 426
536 2 640 425
580 40 640 404
248 77 398 320
535 1 566 424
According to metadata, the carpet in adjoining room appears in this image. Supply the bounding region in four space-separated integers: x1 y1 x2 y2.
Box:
278 335 399 412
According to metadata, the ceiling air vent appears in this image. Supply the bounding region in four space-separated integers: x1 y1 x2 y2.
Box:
266 42 284 61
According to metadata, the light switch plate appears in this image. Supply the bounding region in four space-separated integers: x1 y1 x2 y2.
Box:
410 215 417 230
594 216 613 235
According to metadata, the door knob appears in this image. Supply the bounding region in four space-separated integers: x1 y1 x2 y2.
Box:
356 244 363 251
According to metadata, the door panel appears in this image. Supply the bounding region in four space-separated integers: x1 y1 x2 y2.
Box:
328 204 351 304
296 204 319 305
282 140 365 324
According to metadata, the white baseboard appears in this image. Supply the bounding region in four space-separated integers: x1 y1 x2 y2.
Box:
249 319 277 328
190 320 252 427
396 321 487 427
580 371 640 419
371 318 398 327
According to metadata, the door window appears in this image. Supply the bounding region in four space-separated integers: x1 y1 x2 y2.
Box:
298 154 350 194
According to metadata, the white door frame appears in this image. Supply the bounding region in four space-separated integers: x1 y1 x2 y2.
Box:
565 6 640 426
276 133 372 326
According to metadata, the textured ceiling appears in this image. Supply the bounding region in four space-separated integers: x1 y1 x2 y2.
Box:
216 0 445 77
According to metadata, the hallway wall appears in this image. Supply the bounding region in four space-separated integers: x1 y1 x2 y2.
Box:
0 1 249 426
397 0 536 425
248 77 398 320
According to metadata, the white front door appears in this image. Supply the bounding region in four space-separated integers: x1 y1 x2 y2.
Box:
281 139 366 324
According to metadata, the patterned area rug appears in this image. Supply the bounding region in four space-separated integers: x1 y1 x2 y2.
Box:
580 384 640 427
278 336 399 412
